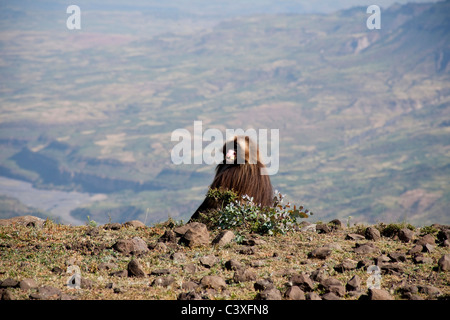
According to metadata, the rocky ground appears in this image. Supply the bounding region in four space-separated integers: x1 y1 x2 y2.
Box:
0 215 449 300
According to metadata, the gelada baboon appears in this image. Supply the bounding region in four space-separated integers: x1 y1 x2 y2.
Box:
190 135 273 221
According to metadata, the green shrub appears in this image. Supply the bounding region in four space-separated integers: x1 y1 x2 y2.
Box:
199 189 312 235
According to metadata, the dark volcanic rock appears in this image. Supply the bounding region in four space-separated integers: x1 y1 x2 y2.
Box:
255 288 282 300
365 227 381 241
176 222 210 247
438 254 450 271
284 286 306 300
368 288 394 300
151 276 175 288
254 279 274 291
388 252 407 262
398 228 415 243
178 291 202 300
200 275 227 290
354 242 378 254
0 278 19 288
212 230 235 246
233 269 257 283
346 275 361 292
316 223 331 234
334 259 358 273
308 246 331 259
290 274 314 292
112 237 149 255
224 259 244 271
199 255 218 268
158 230 177 243
127 259 146 277
346 233 365 240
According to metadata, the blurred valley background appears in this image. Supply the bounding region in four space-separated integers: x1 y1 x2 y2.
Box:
0 0 449 226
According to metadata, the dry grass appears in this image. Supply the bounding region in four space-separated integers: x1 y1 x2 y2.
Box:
0 219 449 300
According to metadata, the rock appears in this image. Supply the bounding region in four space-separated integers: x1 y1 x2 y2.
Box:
438 254 450 271
113 287 123 294
345 233 365 240
329 219 346 230
251 260 265 268
171 252 186 263
375 254 391 266
300 223 316 232
98 262 118 271
380 263 403 275
20 278 38 291
322 292 341 300
127 259 146 277
30 286 63 300
357 258 374 270
112 237 149 255
316 223 331 234
418 285 441 297
0 288 13 300
103 223 122 230
412 254 433 264
182 263 198 274
323 242 342 251
346 275 361 292
388 252 407 262
0 215 45 228
200 275 227 290
416 233 435 246
334 259 358 273
368 288 394 300
284 286 306 300
398 228 414 243
212 230 235 246
81 278 93 289
86 227 100 236
150 269 171 276
239 246 256 255
123 220 146 229
255 288 282 300
151 276 175 288
365 227 381 241
310 268 328 282
0 278 19 288
254 279 274 291
109 270 128 277
354 243 378 254
319 278 345 297
308 246 331 259
159 230 177 243
437 229 450 245
328 284 346 297
398 285 419 299
199 255 218 268
407 244 423 255
176 222 210 247
422 243 435 253
233 269 257 283
290 274 314 292
319 277 341 287
152 242 168 252
307 292 322 300
182 281 199 291
224 259 244 271
242 237 266 246
178 291 202 300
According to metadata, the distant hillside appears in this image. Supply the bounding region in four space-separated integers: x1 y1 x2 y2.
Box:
0 1 448 226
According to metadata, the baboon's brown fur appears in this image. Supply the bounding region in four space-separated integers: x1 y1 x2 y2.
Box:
190 136 273 221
